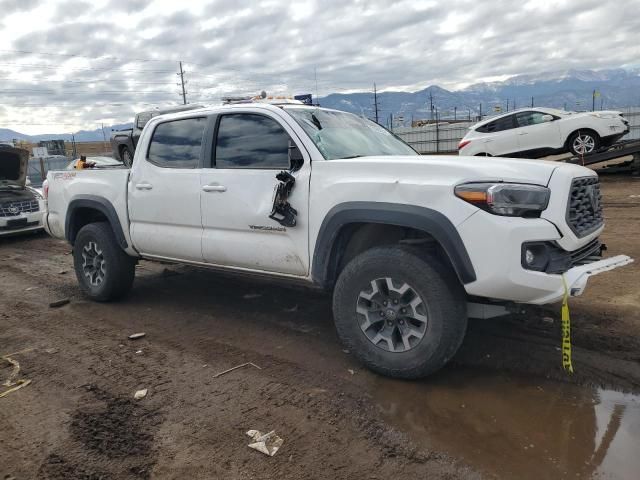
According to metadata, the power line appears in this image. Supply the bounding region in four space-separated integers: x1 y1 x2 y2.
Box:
0 62 176 73
0 48 180 64
0 77 176 86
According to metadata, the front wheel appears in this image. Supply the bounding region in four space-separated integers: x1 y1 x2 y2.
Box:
332 246 467 379
73 222 136 302
568 131 600 156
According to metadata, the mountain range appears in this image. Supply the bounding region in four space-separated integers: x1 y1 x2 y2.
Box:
319 68 640 124
2 67 639 141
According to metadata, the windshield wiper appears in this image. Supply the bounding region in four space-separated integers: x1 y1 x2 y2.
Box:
311 113 323 130
341 154 364 159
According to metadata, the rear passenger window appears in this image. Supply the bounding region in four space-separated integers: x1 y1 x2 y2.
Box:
215 114 290 169
477 115 515 133
147 117 206 168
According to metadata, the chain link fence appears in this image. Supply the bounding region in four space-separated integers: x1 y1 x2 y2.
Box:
394 107 640 154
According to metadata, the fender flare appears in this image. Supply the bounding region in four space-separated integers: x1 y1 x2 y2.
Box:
311 202 476 287
65 195 128 249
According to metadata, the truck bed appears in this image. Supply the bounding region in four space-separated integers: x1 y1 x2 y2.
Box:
45 167 134 253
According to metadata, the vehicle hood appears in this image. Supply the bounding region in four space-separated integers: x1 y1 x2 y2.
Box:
339 155 562 186
0 145 29 189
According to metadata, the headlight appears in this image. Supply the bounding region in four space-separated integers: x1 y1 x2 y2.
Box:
455 182 550 217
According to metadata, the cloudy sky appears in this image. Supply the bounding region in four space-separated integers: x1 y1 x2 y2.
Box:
0 0 638 134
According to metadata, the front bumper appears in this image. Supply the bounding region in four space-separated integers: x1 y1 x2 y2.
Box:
0 208 45 237
532 254 633 304
457 211 633 305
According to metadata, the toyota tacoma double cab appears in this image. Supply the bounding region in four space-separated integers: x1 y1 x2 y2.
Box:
44 100 632 378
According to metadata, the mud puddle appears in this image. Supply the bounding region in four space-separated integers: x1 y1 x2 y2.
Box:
371 368 640 479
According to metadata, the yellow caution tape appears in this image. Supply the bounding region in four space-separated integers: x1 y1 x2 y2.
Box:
561 275 574 373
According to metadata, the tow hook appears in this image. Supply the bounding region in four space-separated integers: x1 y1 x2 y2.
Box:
269 171 297 227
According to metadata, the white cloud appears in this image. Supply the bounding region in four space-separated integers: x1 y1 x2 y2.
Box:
0 0 638 134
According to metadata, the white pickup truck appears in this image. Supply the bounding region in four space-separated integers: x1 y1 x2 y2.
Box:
44 100 632 378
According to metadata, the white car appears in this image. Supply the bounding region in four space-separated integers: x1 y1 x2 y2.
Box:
458 107 629 158
44 102 632 378
1 145 45 236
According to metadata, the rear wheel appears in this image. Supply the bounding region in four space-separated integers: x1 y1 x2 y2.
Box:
568 131 600 156
73 222 135 302
332 246 467 379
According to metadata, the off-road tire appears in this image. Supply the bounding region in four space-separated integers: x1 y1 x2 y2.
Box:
332 246 467 379
73 222 135 302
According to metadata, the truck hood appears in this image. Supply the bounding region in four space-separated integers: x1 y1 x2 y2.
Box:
342 155 561 186
0 145 29 189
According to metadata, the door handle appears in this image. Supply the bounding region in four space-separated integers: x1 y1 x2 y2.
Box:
202 184 227 192
135 183 153 190
518 132 529 135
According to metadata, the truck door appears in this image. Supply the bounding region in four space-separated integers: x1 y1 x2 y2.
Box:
128 116 207 262
200 111 310 276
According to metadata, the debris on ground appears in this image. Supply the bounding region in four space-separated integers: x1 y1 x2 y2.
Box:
213 362 262 378
135 350 143 355
283 305 298 313
542 316 554 324
128 333 146 340
133 389 148 400
347 369 355 375
0 379 32 398
1 356 32 398
44 348 58 354
243 293 262 300
2 357 21 387
49 298 70 308
58 270 67 275
246 429 283 456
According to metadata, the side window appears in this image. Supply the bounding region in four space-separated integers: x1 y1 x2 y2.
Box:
215 114 290 169
516 111 548 127
147 117 206 169
484 115 516 133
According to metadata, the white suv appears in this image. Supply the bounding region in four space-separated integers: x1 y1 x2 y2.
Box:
459 107 629 158
44 102 632 378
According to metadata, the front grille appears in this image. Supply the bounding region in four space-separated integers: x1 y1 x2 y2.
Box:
0 199 40 217
567 177 603 237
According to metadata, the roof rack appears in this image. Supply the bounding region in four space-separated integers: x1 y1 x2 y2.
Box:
221 91 304 105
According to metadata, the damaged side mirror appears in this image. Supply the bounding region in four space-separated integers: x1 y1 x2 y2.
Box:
288 140 304 172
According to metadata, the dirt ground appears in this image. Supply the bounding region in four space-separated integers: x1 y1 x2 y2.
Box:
1 174 638 479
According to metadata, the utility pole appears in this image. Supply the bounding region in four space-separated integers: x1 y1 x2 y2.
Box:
513 99 516 110
373 82 379 124
314 67 319 106
101 123 108 154
506 99 509 112
531 96 534 108
178 61 187 105
479 103 482 120
454 106 457 121
429 90 434 120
